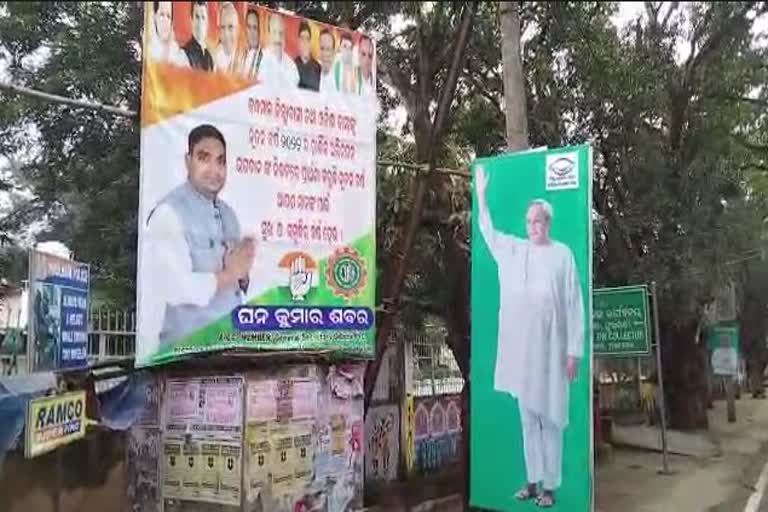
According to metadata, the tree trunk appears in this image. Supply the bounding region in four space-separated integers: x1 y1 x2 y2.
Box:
363 3 477 411
364 173 429 410
663 320 709 429
705 353 714 409
749 358 766 398
725 376 737 423
499 1 528 151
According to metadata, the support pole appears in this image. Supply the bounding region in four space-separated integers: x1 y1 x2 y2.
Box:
54 447 62 512
636 356 643 409
726 376 737 423
651 281 671 475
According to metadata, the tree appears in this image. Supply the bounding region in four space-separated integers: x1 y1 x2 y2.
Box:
572 2 768 428
0 1 143 307
449 1 768 428
0 1 478 382
0 242 27 285
499 1 528 151
363 2 477 404
3 1 768 434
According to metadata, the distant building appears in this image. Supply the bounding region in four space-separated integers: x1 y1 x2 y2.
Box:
35 241 71 260
0 281 27 330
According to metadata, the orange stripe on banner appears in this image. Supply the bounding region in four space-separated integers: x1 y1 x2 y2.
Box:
141 61 255 127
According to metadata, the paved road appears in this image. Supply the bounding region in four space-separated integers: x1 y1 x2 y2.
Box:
706 419 768 512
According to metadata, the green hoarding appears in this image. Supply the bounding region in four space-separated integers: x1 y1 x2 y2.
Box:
707 324 740 376
593 286 651 357
470 145 593 511
706 324 739 350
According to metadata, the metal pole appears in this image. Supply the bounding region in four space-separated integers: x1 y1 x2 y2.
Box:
637 357 643 409
430 340 437 397
26 249 34 373
651 281 671 474
54 447 62 512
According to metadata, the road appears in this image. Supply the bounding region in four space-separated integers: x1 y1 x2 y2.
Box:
596 398 768 512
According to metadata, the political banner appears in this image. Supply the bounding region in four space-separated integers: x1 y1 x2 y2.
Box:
136 2 377 367
470 145 593 511
593 285 650 357
27 250 90 372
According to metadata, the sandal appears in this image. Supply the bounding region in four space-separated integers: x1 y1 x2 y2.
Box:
514 483 538 501
535 491 555 508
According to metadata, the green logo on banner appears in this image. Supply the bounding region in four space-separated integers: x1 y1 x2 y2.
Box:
326 247 367 299
334 256 361 290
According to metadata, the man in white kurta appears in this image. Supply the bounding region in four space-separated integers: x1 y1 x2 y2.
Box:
476 165 584 507
260 13 300 88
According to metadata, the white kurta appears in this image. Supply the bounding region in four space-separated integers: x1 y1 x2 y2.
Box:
138 203 218 362
147 37 189 67
213 46 237 74
260 48 300 87
479 206 584 429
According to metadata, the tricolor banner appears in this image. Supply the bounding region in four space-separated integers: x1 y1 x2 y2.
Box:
136 2 377 367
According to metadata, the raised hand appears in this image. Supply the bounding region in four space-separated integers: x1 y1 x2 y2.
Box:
289 255 312 301
475 165 489 200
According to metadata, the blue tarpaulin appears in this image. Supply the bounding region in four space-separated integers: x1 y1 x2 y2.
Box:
0 372 57 465
97 372 152 431
0 370 150 466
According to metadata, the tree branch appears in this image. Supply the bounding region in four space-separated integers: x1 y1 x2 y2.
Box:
350 2 379 29
661 2 681 28
372 58 417 116
708 94 768 108
0 80 136 117
433 39 459 77
685 2 757 86
645 1 662 28
741 163 768 173
464 62 503 114
430 2 476 150
416 17 431 115
734 134 768 153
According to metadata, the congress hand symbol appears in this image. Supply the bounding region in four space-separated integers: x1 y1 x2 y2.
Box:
289 256 312 301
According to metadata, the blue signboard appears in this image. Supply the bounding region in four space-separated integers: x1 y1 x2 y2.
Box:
27 250 90 371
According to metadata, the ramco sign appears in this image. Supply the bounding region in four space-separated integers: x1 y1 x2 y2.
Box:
25 390 87 458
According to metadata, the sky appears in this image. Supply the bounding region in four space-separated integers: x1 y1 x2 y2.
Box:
615 2 768 58
385 2 768 137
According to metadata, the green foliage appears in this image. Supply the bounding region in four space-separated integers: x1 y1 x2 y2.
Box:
0 1 142 307
1 2 768 412
0 242 27 285
459 1 768 332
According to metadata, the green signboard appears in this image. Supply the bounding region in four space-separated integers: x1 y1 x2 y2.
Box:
706 324 739 350
470 145 593 511
707 324 740 376
593 286 651 357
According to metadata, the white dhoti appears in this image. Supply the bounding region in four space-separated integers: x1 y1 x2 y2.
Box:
477 200 585 493
520 404 563 490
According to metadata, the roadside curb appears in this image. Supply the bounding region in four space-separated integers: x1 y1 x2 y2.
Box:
362 493 463 512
